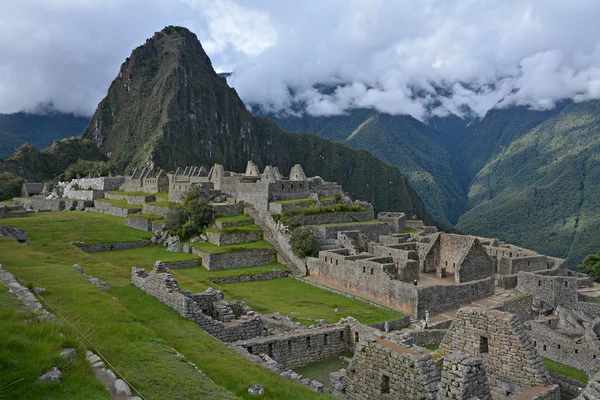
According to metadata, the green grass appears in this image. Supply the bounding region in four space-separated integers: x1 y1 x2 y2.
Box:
401 227 420 233
190 240 272 254
0 212 151 245
198 278 403 325
95 198 142 210
205 224 262 234
293 352 353 392
107 191 168 200
424 344 439 351
311 220 383 227
171 263 288 290
146 200 172 207
543 357 588 383
0 286 108 400
214 214 253 223
126 213 165 221
272 198 316 205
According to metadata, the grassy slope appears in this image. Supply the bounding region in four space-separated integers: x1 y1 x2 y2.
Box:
0 286 108 400
543 357 588 384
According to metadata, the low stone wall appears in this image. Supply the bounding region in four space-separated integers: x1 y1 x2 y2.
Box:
21 198 64 212
126 195 156 205
73 240 151 253
162 259 202 269
308 222 390 242
206 229 263 246
410 329 447 347
367 315 411 331
63 189 104 201
191 247 276 270
549 372 585 399
65 176 124 191
91 201 142 218
211 202 243 217
142 203 170 218
416 277 495 318
496 273 519 289
104 193 126 200
125 216 153 232
132 263 264 342
209 269 289 284
492 293 535 322
439 352 492 400
232 325 352 369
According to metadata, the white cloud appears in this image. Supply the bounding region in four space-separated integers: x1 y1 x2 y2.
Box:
1 0 600 120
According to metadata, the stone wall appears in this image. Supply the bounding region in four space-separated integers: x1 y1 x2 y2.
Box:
21 198 64 212
233 325 352 369
142 203 170 218
416 277 495 317
517 272 579 309
63 189 104 201
343 336 439 400
287 211 374 227
439 307 552 398
438 352 492 400
528 321 600 374
206 229 263 246
308 222 391 242
209 269 289 284
492 293 535 322
66 177 125 191
73 240 151 253
162 259 202 269
125 216 154 232
549 372 586 399
410 329 448 347
367 315 411 331
212 202 244 217
132 262 264 342
191 247 276 270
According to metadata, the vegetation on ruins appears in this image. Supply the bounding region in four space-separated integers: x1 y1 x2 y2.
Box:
274 203 366 229
577 248 600 282
55 159 117 182
289 227 320 258
165 185 214 239
0 171 23 200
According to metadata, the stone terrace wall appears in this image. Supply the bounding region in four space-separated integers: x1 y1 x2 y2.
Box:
233 325 352 369
73 240 150 253
206 229 263 246
308 222 390 242
21 198 64 211
209 269 289 284
142 203 170 218
63 189 104 201
439 308 552 398
191 247 276 270
410 329 448 347
343 336 440 400
125 216 154 232
287 211 374 227
132 263 264 342
162 259 202 269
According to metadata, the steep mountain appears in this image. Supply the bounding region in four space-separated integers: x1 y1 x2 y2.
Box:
0 111 89 159
457 100 600 265
269 109 467 226
80 26 434 222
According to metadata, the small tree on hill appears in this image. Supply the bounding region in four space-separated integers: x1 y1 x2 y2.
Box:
577 249 600 282
290 227 320 259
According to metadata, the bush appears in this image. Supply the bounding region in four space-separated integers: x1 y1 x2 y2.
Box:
0 172 24 201
165 186 214 239
577 249 600 282
290 227 320 259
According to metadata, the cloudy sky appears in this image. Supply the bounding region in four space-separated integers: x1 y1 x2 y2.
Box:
2 0 600 120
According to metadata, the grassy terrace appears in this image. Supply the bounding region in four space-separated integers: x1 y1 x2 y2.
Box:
107 191 169 200
0 213 329 399
543 357 588 384
171 263 288 288
401 227 420 234
95 198 142 210
190 240 272 254
0 286 108 400
126 213 165 221
272 197 316 205
205 224 262 234
214 214 254 223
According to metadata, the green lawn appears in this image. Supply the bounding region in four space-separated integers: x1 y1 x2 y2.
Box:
272 198 316 205
0 286 108 400
293 352 353 392
543 357 588 383
191 240 273 254
424 344 439 351
214 214 254 223
205 224 262 234
95 199 142 210
401 227 420 234
170 263 288 291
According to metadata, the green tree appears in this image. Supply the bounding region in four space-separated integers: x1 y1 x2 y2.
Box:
165 186 214 239
290 227 320 259
0 172 24 201
577 250 600 282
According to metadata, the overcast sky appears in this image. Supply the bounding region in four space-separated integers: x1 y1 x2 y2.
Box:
2 0 600 119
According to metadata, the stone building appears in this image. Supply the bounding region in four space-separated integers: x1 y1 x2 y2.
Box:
120 168 168 193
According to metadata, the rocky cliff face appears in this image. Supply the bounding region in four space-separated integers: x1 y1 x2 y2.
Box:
81 26 434 222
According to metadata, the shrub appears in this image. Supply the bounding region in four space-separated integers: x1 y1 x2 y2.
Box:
0 172 24 201
165 187 214 239
577 249 600 282
290 227 320 259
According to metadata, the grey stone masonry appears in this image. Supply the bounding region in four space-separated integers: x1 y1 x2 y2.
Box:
343 335 440 400
575 369 600 399
162 259 202 269
438 351 492 400
233 325 353 370
209 269 289 284
0 264 47 314
206 229 263 246
308 221 391 242
132 262 265 342
439 307 552 399
191 247 276 270
211 202 244 217
125 215 155 232
142 203 170 218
